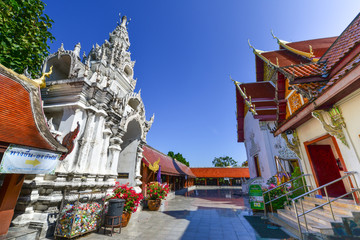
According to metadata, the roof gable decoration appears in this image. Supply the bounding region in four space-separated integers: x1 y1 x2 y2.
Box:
232 77 258 116
271 31 317 62
248 40 297 82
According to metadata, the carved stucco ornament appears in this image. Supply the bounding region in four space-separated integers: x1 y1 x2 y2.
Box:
281 130 301 159
312 106 349 148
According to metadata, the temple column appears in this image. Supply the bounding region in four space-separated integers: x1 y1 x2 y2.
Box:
75 111 96 173
99 123 112 175
204 178 207 186
108 136 123 176
217 178 219 186
134 145 144 192
87 112 106 174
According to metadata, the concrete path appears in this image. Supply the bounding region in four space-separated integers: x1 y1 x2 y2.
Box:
83 189 259 240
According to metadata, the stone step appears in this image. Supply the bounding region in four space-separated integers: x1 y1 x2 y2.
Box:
304 196 360 211
277 208 335 235
285 202 351 225
301 198 355 216
268 212 305 238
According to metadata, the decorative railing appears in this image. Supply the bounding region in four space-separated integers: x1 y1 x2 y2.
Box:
292 171 360 240
263 174 312 216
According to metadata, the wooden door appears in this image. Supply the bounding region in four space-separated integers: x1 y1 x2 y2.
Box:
307 145 346 197
254 155 261 177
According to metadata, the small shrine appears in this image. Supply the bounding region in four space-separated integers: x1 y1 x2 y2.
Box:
11 15 154 237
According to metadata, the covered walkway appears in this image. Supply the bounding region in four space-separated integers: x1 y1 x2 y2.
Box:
191 167 250 186
141 145 196 192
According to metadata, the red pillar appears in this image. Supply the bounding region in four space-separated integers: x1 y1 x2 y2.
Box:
217 178 219 186
173 176 176 191
0 174 25 236
204 178 207 186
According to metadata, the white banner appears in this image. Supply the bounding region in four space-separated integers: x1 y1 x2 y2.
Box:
0 145 61 174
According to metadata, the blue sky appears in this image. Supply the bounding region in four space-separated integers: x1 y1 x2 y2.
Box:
44 1 360 167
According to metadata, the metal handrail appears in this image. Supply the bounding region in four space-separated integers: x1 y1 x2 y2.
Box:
263 174 311 216
292 171 360 240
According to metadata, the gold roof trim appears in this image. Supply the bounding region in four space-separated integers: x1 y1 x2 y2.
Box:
232 76 258 116
248 39 279 67
271 31 317 62
0 63 52 89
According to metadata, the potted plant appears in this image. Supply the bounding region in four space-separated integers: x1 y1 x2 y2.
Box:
146 182 169 211
109 182 143 227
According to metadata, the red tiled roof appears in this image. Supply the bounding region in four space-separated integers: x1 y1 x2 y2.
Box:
281 61 327 79
320 13 360 71
322 51 360 91
283 14 360 81
0 67 67 152
190 167 250 178
261 49 309 67
256 37 336 82
142 145 196 178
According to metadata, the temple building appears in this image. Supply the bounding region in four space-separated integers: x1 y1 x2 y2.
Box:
236 11 360 196
141 145 196 193
10 15 154 237
237 13 360 237
0 64 67 236
269 13 360 198
235 31 338 183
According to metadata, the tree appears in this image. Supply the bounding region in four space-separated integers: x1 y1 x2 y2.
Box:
212 156 237 167
0 0 55 77
241 160 248 167
167 151 190 167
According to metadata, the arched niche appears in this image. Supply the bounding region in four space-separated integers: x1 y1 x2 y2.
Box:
128 98 140 111
45 55 72 81
123 65 133 78
117 119 143 186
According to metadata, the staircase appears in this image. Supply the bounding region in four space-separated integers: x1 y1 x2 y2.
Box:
269 196 360 239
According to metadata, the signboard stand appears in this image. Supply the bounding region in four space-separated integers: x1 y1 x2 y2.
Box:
249 184 264 211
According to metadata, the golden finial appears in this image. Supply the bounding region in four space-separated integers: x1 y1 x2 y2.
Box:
271 30 276 39
276 57 279 66
309 45 313 55
33 66 53 89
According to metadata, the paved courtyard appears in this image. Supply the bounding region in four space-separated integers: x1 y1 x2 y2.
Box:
83 188 282 240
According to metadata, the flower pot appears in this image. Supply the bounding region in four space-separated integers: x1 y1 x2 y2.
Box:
148 199 161 211
121 212 131 227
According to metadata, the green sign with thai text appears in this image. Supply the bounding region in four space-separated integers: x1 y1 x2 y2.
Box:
249 184 264 210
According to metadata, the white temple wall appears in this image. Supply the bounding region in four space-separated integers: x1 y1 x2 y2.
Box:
243 113 277 181
117 139 140 186
337 89 360 182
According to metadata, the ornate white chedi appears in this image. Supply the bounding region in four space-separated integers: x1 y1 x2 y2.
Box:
13 15 154 237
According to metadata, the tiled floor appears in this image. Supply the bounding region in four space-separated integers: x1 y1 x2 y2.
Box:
84 188 259 240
